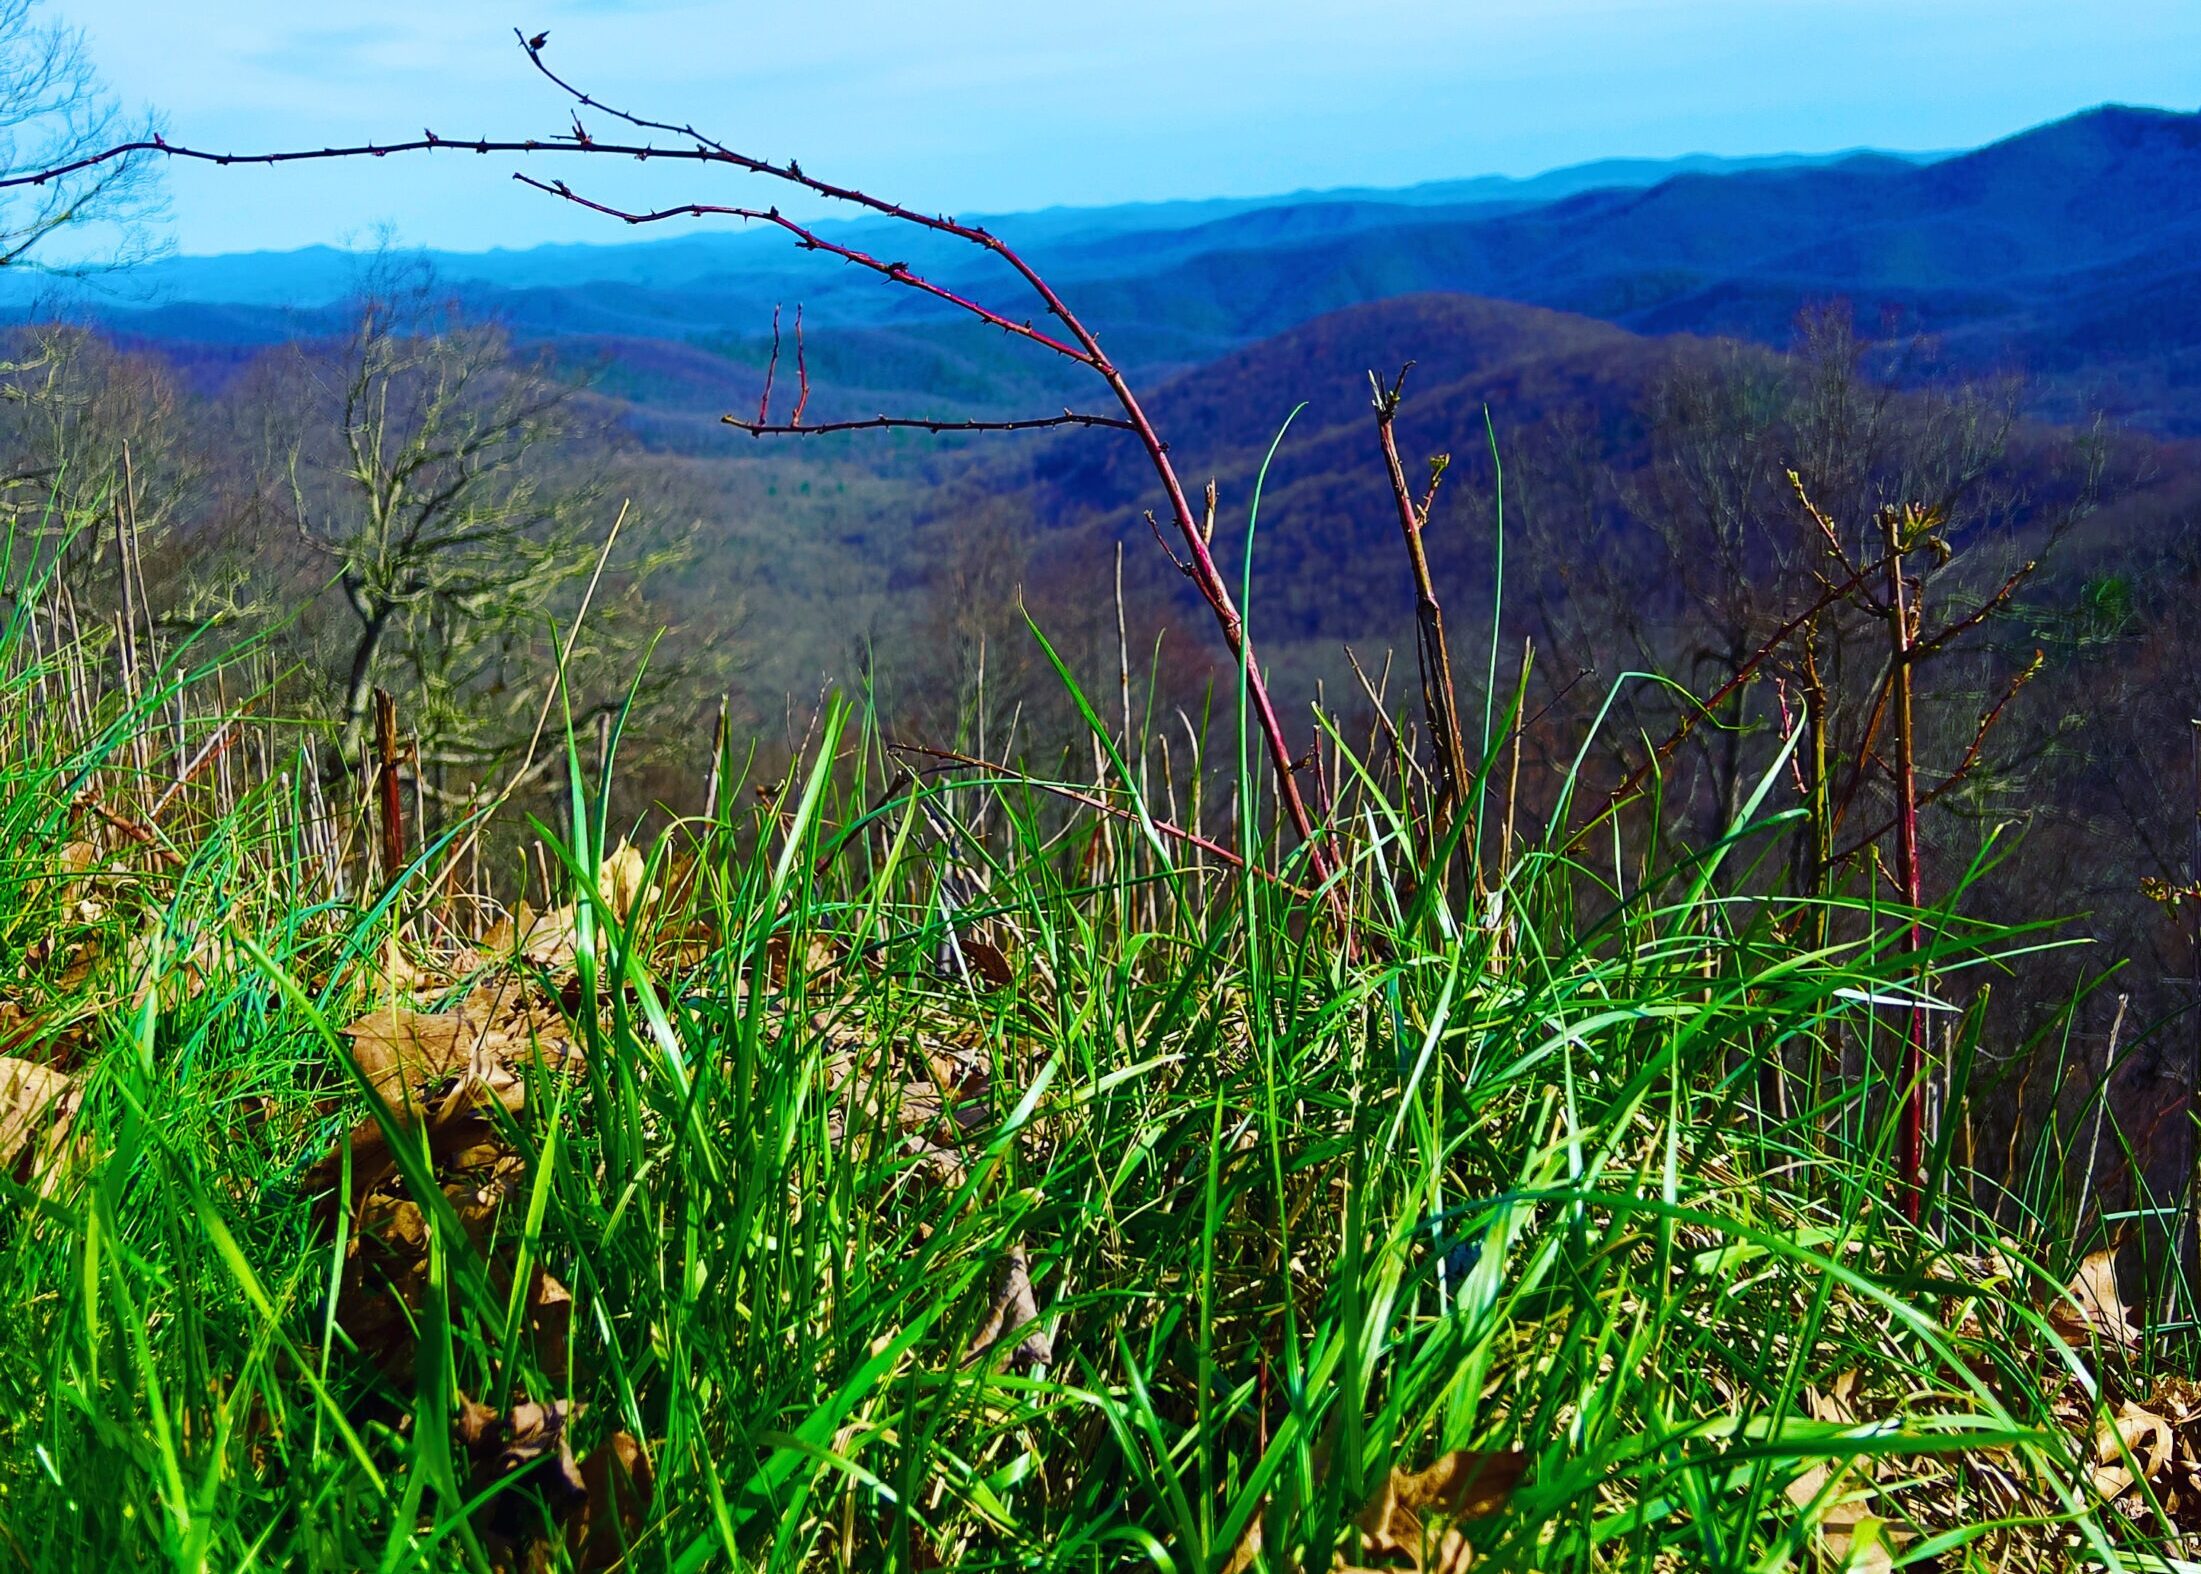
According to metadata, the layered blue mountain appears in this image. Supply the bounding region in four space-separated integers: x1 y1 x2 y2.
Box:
18 104 2201 430
6 146 1900 312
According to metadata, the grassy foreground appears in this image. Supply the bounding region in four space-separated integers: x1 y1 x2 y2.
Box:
0 535 2190 1572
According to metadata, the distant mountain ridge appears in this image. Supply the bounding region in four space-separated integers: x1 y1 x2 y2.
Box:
23 102 2201 431
4 145 1930 312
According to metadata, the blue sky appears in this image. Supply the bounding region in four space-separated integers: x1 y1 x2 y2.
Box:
63 0 2201 257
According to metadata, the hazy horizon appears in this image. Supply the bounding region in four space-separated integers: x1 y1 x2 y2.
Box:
126 140 1950 265
61 0 2201 259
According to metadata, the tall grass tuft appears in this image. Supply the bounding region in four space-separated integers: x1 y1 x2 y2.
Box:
0 496 2176 1573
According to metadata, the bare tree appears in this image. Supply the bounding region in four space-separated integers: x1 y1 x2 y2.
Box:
257 271 684 789
0 0 161 274
0 27 1354 928
0 321 205 645
0 323 192 505
1534 306 2084 864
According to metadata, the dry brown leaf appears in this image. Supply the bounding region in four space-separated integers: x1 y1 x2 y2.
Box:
921 1043 986 1099
765 931 846 987
0 1004 37 1059
340 1005 478 1102
2144 1373 2201 1422
308 1070 500 1210
312 980 588 1383
58 838 107 922
1837 1517 1896 1574
1784 1461 1835 1513
1806 1370 1861 1425
479 901 531 956
520 906 584 972
121 924 242 1010
901 1134 967 1189
1333 1526 1474 1574
528 1269 575 1388
958 938 1014 992
310 980 582 1205
331 1170 576 1384
2051 1249 2142 1352
0 1054 78 1182
476 842 658 978
595 839 659 916
1348 1450 1527 1570
1222 1433 1521 1574
0 1052 73 1179
1785 1457 1886 1570
363 932 439 997
454 1392 589 1559
332 1193 437 1374
2093 1398 2175 1501
1385 1450 1527 1525
567 1430 654 1572
482 898 585 972
970 1243 1052 1371
482 1398 584 1500
1789 1378 1904 1569
1219 1518 1265 1574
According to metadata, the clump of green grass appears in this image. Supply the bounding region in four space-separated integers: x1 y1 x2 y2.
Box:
0 513 2176 1573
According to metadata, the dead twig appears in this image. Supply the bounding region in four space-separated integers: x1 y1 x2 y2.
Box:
724 411 1135 439
886 740 1316 899
1371 365 1474 865
7 29 1353 940
1828 650 2044 863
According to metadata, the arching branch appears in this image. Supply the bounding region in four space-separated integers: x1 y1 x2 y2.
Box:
0 26 1354 926
724 411 1137 439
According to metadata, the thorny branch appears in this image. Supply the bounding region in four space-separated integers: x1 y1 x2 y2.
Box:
1 27 1352 927
1828 649 2046 864
887 740 1317 898
1371 363 1474 868
506 175 1096 362
1588 550 1894 833
757 303 780 427
790 304 810 427
726 412 1137 440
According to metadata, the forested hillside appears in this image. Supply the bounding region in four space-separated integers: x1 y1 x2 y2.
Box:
7 26 2201 1564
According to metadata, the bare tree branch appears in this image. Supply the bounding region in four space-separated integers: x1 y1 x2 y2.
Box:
3 26 1350 918
722 410 1136 439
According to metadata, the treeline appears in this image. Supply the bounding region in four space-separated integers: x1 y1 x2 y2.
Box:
12 277 2201 1221
1 267 739 833
1500 309 2195 1208
2 270 1167 827
999 295 2197 1218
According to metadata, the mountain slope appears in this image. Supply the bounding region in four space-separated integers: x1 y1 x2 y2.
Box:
61 104 2194 431
7 146 1924 312
1042 107 2201 404
979 294 1705 686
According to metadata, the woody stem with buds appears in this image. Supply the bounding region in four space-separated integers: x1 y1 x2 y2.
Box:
0 28 1356 934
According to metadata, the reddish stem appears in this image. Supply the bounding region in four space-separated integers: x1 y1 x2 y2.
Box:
791 305 810 428
11 31 1352 930
374 686 406 885
725 411 1133 438
1372 366 1474 868
1590 551 1891 836
757 302 781 425
1882 526 1927 1226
